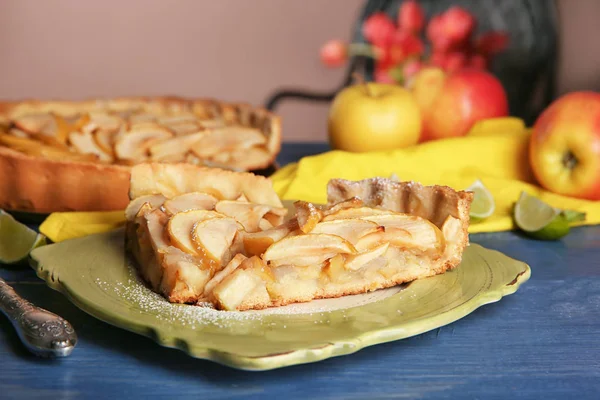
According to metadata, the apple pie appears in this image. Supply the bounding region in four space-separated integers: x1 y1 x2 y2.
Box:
125 163 473 311
0 97 281 213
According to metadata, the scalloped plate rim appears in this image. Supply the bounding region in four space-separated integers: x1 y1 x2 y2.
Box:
29 235 531 371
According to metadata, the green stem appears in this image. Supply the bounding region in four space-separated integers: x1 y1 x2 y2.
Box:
348 43 378 59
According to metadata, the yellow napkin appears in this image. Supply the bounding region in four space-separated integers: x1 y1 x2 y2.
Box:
272 130 600 233
39 120 600 242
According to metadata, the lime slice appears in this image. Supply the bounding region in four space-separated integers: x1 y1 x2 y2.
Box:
0 210 46 264
513 192 586 240
466 179 495 220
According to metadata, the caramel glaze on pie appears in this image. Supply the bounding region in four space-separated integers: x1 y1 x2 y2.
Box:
0 97 281 213
126 163 474 311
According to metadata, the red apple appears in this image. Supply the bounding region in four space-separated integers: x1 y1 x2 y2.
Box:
530 92 600 200
411 67 508 141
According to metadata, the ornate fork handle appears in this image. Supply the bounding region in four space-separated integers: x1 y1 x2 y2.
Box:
0 278 76 357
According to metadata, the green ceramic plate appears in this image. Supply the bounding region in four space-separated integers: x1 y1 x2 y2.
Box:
30 228 530 371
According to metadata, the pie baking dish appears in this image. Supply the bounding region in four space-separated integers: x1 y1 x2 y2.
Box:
0 97 281 213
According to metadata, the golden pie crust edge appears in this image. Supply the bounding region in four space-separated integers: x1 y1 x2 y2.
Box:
0 96 281 213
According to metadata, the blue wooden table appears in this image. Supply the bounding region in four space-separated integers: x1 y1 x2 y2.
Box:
1 143 599 399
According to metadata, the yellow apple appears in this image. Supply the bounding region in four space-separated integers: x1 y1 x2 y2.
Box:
327 82 422 152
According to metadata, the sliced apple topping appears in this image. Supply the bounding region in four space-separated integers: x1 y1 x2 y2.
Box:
158 115 198 126
93 130 116 155
134 202 154 224
198 119 226 129
162 192 218 215
214 200 272 233
258 218 273 231
322 206 394 221
114 128 172 161
0 133 99 163
169 122 203 135
160 246 212 303
441 215 461 242
263 234 355 268
225 147 272 171
148 132 205 162
360 214 445 252
166 210 226 255
323 254 346 281
144 209 171 252
88 112 122 132
203 253 247 297
69 131 113 162
355 227 411 252
8 128 29 138
344 242 389 271
13 114 55 136
294 201 323 233
310 218 380 244
212 268 264 311
129 114 156 124
242 219 299 256
125 194 167 221
263 206 288 227
323 197 364 217
191 217 238 265
242 255 275 283
191 127 266 158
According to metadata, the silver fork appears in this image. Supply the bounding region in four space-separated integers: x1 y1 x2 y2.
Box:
0 277 76 357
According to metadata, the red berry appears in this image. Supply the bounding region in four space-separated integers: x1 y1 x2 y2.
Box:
398 0 425 34
476 31 509 56
363 13 396 46
469 54 488 69
442 7 476 45
445 52 467 72
427 15 452 52
319 39 347 67
391 30 424 57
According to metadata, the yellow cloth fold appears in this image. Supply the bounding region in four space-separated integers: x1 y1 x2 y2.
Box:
40 211 126 243
39 121 600 242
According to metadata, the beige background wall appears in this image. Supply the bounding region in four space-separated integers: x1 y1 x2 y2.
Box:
0 0 598 142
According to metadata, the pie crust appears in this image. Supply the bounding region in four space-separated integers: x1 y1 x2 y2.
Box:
126 163 473 311
0 97 281 213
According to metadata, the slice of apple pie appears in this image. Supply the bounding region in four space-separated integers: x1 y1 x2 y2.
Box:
126 164 473 311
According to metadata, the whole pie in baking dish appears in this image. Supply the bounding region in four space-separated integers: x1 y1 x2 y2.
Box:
126 163 473 311
0 97 281 213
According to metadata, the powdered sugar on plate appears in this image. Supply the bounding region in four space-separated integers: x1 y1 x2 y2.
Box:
94 261 404 329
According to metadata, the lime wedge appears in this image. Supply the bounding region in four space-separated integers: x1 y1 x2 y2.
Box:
513 192 586 240
466 179 495 220
0 210 46 264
